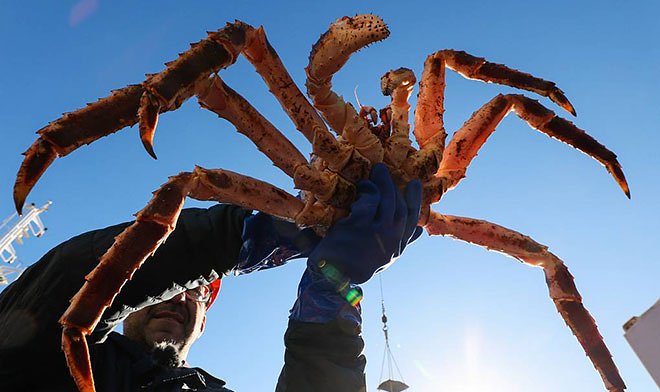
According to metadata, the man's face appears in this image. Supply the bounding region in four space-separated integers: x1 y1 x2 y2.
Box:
123 289 208 359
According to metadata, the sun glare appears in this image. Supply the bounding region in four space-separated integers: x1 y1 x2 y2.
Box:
413 326 517 392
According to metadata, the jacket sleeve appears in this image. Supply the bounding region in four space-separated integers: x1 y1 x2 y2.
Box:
0 204 250 388
276 318 367 392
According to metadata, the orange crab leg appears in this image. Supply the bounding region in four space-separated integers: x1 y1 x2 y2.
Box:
424 211 626 392
242 25 374 186
195 75 356 207
196 75 308 179
14 22 255 214
378 67 442 184
220 24 369 185
437 94 629 197
15 19 379 214
60 166 339 392
13 84 144 214
137 21 251 158
414 53 447 150
414 49 577 154
239 25 325 144
380 68 416 170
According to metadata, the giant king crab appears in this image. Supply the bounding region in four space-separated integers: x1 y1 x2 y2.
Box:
13 14 629 392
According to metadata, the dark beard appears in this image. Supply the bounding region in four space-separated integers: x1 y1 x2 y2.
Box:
151 341 183 368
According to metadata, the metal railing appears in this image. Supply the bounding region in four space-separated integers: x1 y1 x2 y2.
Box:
0 201 52 283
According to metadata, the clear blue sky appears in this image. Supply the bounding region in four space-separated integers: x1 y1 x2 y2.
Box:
1 1 658 391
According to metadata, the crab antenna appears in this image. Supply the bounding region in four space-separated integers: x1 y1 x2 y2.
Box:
354 85 363 109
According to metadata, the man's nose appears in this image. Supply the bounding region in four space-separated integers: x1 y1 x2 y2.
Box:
168 291 188 303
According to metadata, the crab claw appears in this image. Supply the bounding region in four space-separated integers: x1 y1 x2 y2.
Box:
13 138 58 214
306 14 390 82
138 91 161 160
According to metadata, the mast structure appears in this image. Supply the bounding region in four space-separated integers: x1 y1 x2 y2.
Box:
0 201 52 284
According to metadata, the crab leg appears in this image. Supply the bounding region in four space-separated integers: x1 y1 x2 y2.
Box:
196 76 306 179
60 166 338 392
223 23 369 185
136 21 252 159
13 84 144 214
13 22 254 214
437 94 629 197
196 75 356 207
238 25 325 144
414 49 577 155
306 14 389 167
424 212 626 392
380 68 416 169
378 67 442 184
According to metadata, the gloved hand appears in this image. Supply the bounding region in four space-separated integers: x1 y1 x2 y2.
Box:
290 164 422 325
307 163 423 284
236 211 320 275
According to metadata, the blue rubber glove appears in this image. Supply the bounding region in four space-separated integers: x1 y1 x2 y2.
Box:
235 211 321 275
307 163 422 284
290 164 422 325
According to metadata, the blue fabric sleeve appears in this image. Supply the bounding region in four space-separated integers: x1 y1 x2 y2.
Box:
289 264 362 327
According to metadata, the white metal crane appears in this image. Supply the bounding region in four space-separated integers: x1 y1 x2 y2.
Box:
0 201 52 284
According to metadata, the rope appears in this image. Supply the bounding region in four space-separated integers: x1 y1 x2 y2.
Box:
377 274 407 388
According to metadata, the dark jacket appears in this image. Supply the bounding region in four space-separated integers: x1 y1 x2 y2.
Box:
0 204 365 391
92 332 234 392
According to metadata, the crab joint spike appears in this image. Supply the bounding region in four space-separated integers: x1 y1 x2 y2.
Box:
138 91 161 159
